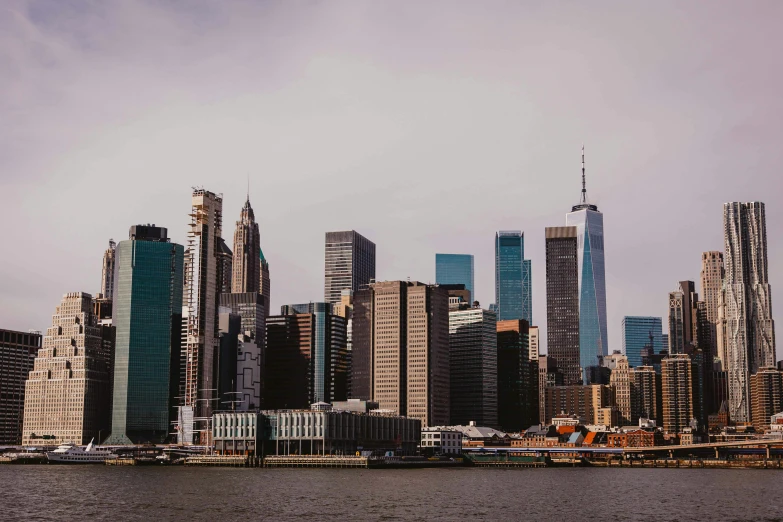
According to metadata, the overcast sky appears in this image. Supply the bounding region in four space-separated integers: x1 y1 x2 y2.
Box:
2 0 781 359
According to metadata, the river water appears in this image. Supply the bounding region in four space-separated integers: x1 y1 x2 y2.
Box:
2 467 782 521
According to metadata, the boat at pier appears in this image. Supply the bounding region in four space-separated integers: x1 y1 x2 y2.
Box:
46 440 118 464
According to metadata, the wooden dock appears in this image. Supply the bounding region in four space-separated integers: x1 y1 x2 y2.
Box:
264 456 369 468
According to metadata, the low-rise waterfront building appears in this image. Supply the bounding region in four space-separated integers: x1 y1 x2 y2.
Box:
420 427 463 455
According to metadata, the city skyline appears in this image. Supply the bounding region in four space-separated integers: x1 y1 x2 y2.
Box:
2 2 782 359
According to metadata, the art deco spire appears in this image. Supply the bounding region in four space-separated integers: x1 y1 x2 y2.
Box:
231 195 261 294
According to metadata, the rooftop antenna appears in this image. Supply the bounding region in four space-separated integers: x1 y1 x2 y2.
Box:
247 173 250 203
580 144 587 205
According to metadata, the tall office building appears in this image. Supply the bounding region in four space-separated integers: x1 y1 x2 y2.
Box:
497 320 538 431
545 226 581 385
231 196 261 294
436 254 475 303
750 367 783 432
99 239 116 300
631 365 661 424
661 354 696 434
723 202 777 423
107 225 184 445
324 230 376 304
0 329 42 444
565 147 608 365
219 293 264 409
217 239 233 294
609 354 632 426
668 281 696 355
259 248 271 317
449 307 497 427
22 293 111 445
495 231 532 323
528 326 540 361
622 316 663 368
701 251 725 361
181 189 224 443
351 281 449 426
266 303 348 408
542 384 612 425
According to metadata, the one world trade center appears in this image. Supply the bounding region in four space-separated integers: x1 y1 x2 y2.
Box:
566 147 608 382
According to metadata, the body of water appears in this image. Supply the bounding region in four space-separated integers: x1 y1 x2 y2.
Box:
2 467 782 521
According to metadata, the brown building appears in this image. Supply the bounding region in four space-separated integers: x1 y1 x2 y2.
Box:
750 367 783 432
545 226 580 385
0 329 42 444
608 354 632 426
350 281 449 426
701 251 724 361
538 355 564 425
631 365 661 425
543 384 611 425
607 429 656 448
661 354 696 434
231 197 261 294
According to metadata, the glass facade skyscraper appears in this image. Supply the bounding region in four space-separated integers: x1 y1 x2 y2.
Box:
566 150 608 377
436 254 474 302
622 316 663 368
107 226 184 444
495 231 532 323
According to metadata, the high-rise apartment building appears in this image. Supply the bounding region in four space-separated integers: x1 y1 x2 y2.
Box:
22 293 112 445
99 239 116 300
449 307 497 427
351 281 449 426
724 202 777 423
565 148 608 366
545 226 581 385
0 329 42 444
661 354 696 434
495 231 532 323
324 230 376 304
497 320 538 431
231 197 261 294
750 367 783 432
107 225 183 445
266 303 348 408
528 326 540 361
631 365 661 425
701 251 725 361
538 355 564 424
668 281 697 355
609 354 632 426
181 189 224 443
259 248 271 317
622 316 663 368
543 384 612 425
436 254 475 303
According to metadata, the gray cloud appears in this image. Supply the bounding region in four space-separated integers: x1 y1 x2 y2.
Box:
1 0 780 360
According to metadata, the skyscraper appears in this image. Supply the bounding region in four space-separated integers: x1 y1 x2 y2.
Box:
668 281 697 355
324 230 376 304
351 281 449 426
622 316 663 368
22 293 111 445
631 365 661 424
217 239 233 295
449 307 497 427
218 292 264 409
181 189 223 443
231 196 261 294
545 226 581 385
701 251 725 361
494 231 532 323
266 303 348 408
107 225 184 445
436 253 475 303
723 202 777 423
661 354 696 434
750 367 783 432
609 354 632 426
259 248 270 317
497 319 538 432
565 147 608 364
99 239 116 300
0 329 42 444
528 325 540 361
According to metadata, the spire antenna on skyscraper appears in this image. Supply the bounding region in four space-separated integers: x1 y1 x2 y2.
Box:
580 144 587 205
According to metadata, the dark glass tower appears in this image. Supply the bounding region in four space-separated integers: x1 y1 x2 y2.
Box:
324 230 376 304
495 231 532 323
107 225 183 444
545 226 581 385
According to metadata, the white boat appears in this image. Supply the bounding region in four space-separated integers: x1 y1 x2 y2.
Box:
46 439 119 464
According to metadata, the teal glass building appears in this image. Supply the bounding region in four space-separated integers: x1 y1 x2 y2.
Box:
107 225 184 444
435 254 474 302
622 316 663 368
494 231 532 323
